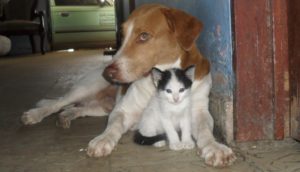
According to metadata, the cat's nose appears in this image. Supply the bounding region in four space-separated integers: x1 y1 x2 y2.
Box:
174 97 179 102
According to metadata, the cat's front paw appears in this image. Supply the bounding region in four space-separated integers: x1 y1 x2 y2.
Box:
153 140 166 147
169 142 183 151
182 140 195 150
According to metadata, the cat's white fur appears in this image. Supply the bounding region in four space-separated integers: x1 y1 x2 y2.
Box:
138 67 195 150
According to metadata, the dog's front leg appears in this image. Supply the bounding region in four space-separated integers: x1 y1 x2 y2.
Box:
87 110 128 157
87 76 154 157
87 101 144 157
192 108 236 167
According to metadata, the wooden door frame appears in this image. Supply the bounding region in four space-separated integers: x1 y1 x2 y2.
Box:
289 0 300 140
233 0 289 142
272 0 289 140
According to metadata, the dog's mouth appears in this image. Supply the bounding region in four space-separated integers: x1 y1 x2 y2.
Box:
102 67 151 85
106 79 131 86
142 70 151 77
103 61 153 84
101 72 118 85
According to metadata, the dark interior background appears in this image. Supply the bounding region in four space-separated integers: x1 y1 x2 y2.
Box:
7 0 49 55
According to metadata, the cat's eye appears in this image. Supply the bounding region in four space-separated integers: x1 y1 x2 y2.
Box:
166 89 172 93
179 88 185 93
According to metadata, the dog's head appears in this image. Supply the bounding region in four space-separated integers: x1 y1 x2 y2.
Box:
103 4 203 83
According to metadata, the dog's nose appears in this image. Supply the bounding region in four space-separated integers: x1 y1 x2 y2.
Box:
103 63 118 82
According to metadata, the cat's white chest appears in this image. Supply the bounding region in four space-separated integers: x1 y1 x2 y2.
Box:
160 100 189 124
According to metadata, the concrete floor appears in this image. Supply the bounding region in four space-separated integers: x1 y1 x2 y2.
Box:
0 50 300 172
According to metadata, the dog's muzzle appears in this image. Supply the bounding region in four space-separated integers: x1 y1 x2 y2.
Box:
103 63 119 83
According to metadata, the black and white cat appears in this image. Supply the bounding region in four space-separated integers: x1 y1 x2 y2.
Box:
134 65 195 150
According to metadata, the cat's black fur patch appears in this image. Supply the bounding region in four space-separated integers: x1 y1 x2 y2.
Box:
156 68 192 91
156 70 171 91
174 68 193 89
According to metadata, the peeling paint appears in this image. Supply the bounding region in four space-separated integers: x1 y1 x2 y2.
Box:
291 96 300 139
284 71 289 91
225 101 234 143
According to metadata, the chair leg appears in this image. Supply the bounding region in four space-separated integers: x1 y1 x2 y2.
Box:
29 35 36 54
40 32 45 55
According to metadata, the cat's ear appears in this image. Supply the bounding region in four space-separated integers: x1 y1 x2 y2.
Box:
151 67 163 86
185 65 196 81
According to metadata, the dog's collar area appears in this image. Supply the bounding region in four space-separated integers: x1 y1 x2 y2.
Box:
105 78 131 85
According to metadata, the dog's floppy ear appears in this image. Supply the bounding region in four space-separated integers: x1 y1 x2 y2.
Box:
161 8 203 51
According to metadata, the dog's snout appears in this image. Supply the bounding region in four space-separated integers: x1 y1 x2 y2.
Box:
103 63 119 82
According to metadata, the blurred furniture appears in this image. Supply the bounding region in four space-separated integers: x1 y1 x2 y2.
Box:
0 35 11 56
0 0 45 54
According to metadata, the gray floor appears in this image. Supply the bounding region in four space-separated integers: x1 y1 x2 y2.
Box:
0 50 299 172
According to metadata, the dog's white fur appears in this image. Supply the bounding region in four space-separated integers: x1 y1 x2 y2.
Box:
22 4 236 167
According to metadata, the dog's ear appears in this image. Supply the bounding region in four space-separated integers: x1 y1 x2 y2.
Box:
161 8 203 51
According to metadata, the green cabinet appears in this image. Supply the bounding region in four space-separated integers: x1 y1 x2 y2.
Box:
50 0 116 49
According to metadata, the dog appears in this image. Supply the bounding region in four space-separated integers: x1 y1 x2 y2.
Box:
22 4 236 167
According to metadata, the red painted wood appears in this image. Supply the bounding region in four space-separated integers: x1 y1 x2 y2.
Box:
234 0 274 141
272 0 289 140
289 0 300 141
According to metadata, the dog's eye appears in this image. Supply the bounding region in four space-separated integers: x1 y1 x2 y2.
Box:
138 32 150 43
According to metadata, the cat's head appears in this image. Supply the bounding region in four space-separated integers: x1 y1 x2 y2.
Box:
151 65 195 104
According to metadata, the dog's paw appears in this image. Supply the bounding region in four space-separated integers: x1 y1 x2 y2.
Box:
57 113 72 129
182 140 195 150
56 108 78 129
87 134 116 157
200 142 236 167
21 108 45 125
169 142 183 151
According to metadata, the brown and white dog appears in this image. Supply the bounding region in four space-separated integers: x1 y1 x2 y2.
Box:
22 4 236 167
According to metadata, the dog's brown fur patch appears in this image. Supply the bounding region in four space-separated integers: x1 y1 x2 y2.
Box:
104 4 210 83
96 85 117 113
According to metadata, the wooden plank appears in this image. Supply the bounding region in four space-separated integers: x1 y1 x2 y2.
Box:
234 0 274 141
289 0 300 141
272 0 289 140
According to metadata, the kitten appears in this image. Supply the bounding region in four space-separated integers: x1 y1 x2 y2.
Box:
134 65 195 150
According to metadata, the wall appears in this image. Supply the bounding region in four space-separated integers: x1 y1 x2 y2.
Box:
135 0 234 143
